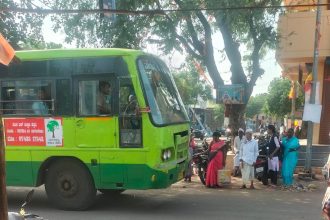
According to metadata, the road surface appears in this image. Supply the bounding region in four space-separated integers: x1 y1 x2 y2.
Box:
7 176 325 220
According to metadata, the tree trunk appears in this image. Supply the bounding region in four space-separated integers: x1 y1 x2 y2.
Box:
0 116 8 220
228 104 246 135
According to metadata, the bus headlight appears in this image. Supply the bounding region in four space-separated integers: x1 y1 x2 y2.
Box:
166 150 171 159
162 151 168 160
162 149 172 161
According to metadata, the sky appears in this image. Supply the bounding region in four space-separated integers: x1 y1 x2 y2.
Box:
42 16 281 97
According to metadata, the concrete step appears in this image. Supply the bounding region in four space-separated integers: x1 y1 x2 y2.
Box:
298 144 330 168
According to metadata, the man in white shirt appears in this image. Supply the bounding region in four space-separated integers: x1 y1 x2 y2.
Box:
233 128 246 177
239 129 259 189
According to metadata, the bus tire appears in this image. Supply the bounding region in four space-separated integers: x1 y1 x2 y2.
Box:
45 158 96 210
99 189 125 196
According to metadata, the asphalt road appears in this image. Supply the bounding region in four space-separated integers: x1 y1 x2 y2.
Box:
7 176 326 220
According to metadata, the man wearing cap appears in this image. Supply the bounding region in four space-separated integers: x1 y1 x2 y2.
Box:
233 128 246 177
239 129 259 189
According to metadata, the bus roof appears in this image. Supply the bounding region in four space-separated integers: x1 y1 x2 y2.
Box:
15 48 145 61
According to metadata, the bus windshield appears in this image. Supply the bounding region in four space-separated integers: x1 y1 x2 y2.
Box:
138 56 188 125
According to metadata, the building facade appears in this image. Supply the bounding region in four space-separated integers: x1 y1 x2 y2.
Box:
277 0 330 144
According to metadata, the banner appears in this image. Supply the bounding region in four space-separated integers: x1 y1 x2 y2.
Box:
0 34 15 66
302 104 322 123
216 84 245 104
3 118 63 147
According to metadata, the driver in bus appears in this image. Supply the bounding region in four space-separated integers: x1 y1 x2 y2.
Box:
97 81 112 114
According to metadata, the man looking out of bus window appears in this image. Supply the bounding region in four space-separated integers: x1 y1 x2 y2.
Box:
98 81 112 114
32 88 49 115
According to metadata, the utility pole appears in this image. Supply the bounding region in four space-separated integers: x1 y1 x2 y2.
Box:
305 0 322 175
0 116 8 220
291 81 296 128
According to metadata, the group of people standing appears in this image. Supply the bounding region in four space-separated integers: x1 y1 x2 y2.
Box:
233 124 300 188
185 124 300 189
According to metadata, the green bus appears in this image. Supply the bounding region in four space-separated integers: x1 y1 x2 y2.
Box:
0 49 189 210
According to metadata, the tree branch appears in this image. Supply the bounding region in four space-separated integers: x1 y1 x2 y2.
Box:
246 13 265 97
154 0 203 60
174 0 223 85
217 16 247 85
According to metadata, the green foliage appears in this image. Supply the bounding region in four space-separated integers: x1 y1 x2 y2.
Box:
0 0 45 49
246 93 267 119
173 62 212 105
19 41 63 50
265 78 304 118
43 0 154 48
213 104 225 127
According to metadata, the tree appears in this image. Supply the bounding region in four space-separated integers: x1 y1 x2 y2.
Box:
42 0 152 48
213 104 225 128
42 0 281 132
1 0 45 49
265 78 303 118
47 120 60 138
246 93 268 119
173 61 212 106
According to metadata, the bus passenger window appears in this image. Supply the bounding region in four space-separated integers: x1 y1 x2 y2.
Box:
32 89 49 115
1 88 16 114
78 80 112 116
1 80 52 115
97 81 112 115
119 80 142 147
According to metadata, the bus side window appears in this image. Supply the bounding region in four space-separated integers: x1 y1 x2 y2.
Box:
1 80 53 115
56 79 72 116
1 86 16 114
119 80 142 147
78 80 113 116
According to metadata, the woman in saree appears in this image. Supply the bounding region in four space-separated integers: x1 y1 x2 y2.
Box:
281 128 300 186
206 131 225 188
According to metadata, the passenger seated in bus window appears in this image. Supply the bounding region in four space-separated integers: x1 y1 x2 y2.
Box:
97 81 112 114
32 89 49 115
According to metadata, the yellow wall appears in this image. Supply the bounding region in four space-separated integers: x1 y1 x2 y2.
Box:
277 10 330 62
283 0 328 11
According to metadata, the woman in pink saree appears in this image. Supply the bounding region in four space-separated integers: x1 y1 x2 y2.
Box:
206 131 225 188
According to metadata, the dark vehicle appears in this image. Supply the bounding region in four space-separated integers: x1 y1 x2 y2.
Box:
254 135 269 185
216 127 226 136
255 155 268 185
192 129 206 140
8 190 44 220
192 139 209 185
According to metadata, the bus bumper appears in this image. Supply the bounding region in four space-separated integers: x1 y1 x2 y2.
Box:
149 160 186 189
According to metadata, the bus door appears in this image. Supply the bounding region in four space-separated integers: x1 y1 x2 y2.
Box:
75 79 117 148
75 78 126 187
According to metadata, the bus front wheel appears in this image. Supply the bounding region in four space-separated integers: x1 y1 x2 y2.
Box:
45 158 96 210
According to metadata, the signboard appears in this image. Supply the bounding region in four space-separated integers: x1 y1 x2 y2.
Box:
3 118 63 147
216 84 245 104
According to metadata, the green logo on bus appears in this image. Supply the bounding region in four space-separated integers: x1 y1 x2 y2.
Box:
47 120 60 138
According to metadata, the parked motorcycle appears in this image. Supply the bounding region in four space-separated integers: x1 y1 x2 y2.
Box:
254 136 270 185
192 139 209 185
8 190 44 220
